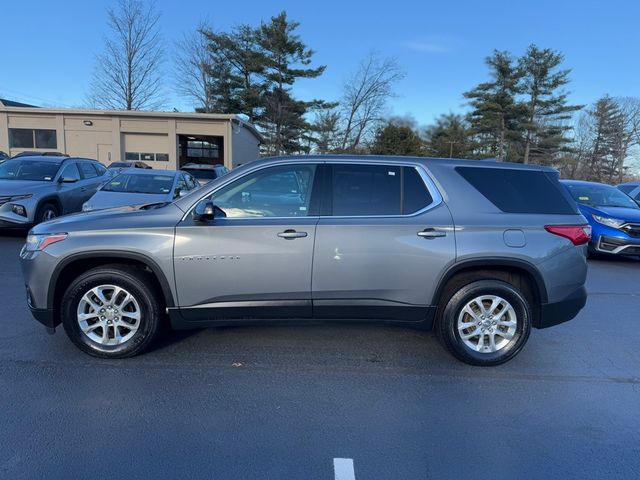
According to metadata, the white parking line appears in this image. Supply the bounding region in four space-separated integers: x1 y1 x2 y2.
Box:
333 458 356 480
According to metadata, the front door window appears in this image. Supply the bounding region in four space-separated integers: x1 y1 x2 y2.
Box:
208 164 317 218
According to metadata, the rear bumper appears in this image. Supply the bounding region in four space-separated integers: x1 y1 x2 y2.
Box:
536 285 587 329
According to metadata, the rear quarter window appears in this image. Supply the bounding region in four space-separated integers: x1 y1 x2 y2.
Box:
456 167 577 215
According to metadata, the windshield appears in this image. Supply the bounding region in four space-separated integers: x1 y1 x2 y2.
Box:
565 183 639 209
102 173 175 194
0 159 61 181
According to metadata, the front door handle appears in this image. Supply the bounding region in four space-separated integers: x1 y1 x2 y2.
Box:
80 187 87 192
417 228 446 239
277 229 308 239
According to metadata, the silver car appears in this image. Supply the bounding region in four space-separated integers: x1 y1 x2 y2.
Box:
82 169 200 212
0 155 109 227
20 156 590 365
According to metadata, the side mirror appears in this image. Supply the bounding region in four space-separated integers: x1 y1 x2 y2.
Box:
193 201 226 222
58 176 78 184
178 189 189 198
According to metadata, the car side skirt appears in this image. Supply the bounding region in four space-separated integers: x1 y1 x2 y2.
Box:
169 300 436 330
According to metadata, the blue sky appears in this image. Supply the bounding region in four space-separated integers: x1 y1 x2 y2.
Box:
2 0 639 125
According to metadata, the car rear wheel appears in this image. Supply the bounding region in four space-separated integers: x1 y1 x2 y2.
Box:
437 279 531 366
36 203 59 224
61 265 163 358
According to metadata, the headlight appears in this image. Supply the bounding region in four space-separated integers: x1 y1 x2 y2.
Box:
592 215 625 229
24 233 68 252
11 204 27 217
82 202 92 212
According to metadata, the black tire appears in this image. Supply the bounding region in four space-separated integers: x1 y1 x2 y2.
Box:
436 279 531 366
36 202 59 224
61 265 163 358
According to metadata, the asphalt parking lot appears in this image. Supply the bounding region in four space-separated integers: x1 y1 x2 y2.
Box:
0 233 639 480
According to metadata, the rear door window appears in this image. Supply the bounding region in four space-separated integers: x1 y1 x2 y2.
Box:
329 164 401 216
79 162 98 179
456 167 577 215
326 164 433 216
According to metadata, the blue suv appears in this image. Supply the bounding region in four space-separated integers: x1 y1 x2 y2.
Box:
562 180 640 256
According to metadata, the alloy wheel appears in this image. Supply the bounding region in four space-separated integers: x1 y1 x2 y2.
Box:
76 285 141 346
457 295 518 353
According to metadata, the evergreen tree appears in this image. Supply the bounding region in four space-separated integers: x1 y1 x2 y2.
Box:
371 122 424 156
257 11 326 155
519 45 582 164
584 96 624 182
463 50 526 161
200 25 266 122
424 113 473 158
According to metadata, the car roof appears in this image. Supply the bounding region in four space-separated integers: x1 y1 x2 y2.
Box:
113 168 178 177
253 154 560 173
7 155 99 163
618 181 640 186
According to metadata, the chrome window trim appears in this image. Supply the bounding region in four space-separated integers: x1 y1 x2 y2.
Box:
180 160 444 222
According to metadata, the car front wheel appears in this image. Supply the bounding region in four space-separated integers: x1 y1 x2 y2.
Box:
61 265 163 358
437 279 532 366
36 202 59 224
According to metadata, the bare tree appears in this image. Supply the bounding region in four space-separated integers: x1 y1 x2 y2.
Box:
88 0 165 110
614 97 640 182
339 53 405 152
175 22 217 112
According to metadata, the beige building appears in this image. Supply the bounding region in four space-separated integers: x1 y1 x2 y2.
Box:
0 99 262 169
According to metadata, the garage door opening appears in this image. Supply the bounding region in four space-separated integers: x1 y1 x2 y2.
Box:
178 135 224 168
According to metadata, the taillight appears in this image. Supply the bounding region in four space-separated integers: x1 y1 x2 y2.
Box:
544 225 591 246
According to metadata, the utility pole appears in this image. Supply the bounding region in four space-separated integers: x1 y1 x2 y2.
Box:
448 140 457 158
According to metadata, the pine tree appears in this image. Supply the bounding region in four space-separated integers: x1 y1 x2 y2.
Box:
519 45 582 164
256 11 326 155
424 113 472 158
463 50 526 161
200 25 266 122
584 96 624 182
371 122 424 156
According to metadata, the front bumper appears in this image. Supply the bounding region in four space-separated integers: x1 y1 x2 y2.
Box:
595 235 640 255
536 285 587 329
0 200 36 227
0 217 31 228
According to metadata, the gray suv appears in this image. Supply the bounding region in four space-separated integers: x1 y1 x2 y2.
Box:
20 156 590 366
0 155 109 227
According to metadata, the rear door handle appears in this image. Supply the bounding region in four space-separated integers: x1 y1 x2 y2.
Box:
277 229 308 239
80 187 87 192
417 228 446 239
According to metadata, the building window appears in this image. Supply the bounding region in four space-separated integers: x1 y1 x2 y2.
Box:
35 129 57 148
141 153 154 161
9 129 34 148
155 153 169 162
8 128 57 149
125 152 140 161
187 140 219 159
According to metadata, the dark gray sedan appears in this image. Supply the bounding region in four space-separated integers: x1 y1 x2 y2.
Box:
82 169 200 212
